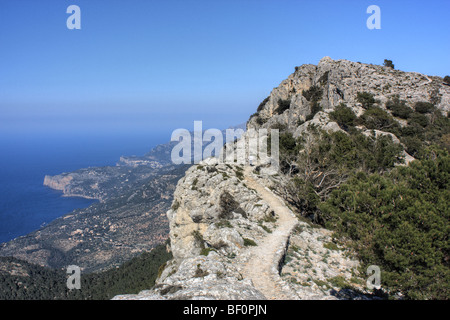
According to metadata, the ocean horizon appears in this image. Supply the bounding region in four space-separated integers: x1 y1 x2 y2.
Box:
0 130 170 244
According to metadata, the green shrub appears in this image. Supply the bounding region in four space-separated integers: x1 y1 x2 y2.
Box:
235 169 244 180
262 211 277 223
356 92 376 109
200 248 216 256
444 76 450 85
423 111 450 151
194 264 209 278
320 148 450 299
219 191 246 219
279 132 298 153
171 200 180 210
191 178 198 190
282 128 404 223
323 242 341 251
191 230 205 249
328 276 352 289
243 238 257 246
386 98 412 119
159 285 183 295
313 279 330 289
206 166 218 173
400 123 423 137
255 116 267 126
414 101 435 114
301 85 323 120
157 262 168 279
270 122 287 131
319 71 330 85
383 59 395 69
408 113 429 127
310 101 322 116
258 222 272 233
216 219 233 228
302 85 323 102
304 102 323 122
275 99 291 114
329 103 357 129
257 96 270 112
401 136 424 158
358 107 399 131
278 132 301 174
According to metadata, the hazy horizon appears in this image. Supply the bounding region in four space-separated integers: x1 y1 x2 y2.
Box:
1 0 449 138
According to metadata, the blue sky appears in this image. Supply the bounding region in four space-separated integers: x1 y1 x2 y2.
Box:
1 0 449 136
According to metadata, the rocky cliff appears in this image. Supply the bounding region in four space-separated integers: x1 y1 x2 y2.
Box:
113 158 369 300
248 56 448 134
113 57 449 300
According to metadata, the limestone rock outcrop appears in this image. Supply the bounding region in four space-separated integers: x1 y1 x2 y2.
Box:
114 159 275 300
248 57 449 133
113 159 367 300
114 57 449 300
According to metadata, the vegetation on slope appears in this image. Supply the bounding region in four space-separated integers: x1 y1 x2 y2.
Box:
274 96 449 299
320 148 449 299
0 242 172 300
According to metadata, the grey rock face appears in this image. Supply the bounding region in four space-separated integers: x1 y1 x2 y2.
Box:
167 161 272 262
248 57 449 133
293 111 343 138
113 161 274 300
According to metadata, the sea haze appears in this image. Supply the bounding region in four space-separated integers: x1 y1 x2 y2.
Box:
0 131 169 244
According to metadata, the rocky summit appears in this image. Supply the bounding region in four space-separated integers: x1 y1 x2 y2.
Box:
248 56 448 132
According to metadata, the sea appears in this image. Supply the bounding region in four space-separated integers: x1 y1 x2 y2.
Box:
0 131 170 244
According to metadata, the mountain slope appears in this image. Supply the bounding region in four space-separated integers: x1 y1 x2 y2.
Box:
113 57 449 300
248 56 448 133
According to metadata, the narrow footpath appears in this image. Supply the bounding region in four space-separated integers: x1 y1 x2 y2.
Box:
241 168 299 300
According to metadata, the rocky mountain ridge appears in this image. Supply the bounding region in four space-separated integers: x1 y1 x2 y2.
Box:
248 56 448 134
113 57 449 300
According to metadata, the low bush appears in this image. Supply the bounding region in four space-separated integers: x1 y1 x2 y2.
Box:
444 75 450 85
171 200 180 210
414 101 435 114
200 248 216 256
191 230 205 249
408 113 429 127
320 148 450 299
255 116 267 126
275 99 291 114
302 85 323 102
219 191 246 219
243 238 257 246
358 107 399 131
257 96 270 112
383 59 395 69
194 264 209 278
386 98 412 119
329 103 357 130
356 92 376 109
